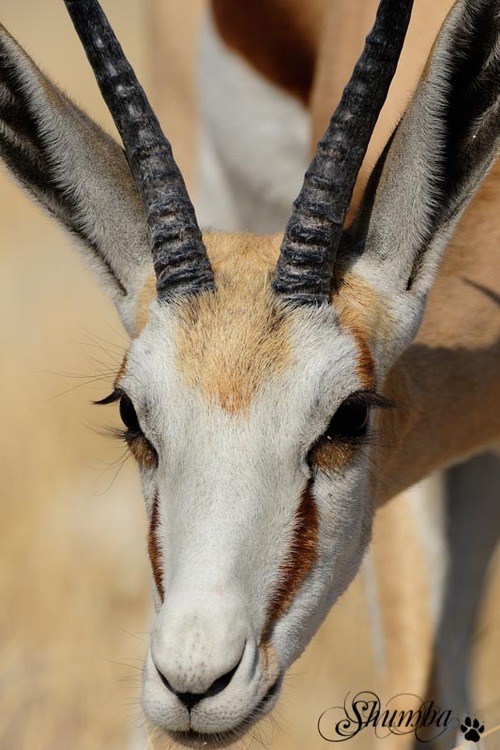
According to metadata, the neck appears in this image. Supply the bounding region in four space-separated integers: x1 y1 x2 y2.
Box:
376 165 500 503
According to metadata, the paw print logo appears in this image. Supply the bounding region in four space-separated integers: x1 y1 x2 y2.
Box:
460 716 485 743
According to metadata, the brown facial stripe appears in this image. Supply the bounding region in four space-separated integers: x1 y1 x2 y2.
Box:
263 480 319 639
148 494 164 600
351 330 376 390
333 271 392 390
210 0 317 103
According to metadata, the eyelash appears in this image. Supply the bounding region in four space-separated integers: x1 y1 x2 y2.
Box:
325 391 395 438
95 387 158 468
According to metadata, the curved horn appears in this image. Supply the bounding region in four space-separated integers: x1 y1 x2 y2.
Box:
64 0 215 300
272 0 414 305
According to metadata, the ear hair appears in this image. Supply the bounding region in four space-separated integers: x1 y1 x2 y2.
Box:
343 0 500 300
0 26 152 329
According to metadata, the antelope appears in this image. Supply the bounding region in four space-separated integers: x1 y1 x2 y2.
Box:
0 0 499 748
198 0 500 739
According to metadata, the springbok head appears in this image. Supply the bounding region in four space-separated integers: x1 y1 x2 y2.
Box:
1 0 499 743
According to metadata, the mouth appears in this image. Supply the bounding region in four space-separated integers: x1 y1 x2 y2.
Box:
167 677 282 749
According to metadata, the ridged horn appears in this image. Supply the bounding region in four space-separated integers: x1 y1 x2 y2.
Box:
272 0 414 305
63 0 215 300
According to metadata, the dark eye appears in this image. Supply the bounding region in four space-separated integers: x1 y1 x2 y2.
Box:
95 388 158 468
324 399 369 441
119 393 141 434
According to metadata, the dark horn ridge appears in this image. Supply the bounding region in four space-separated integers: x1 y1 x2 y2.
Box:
272 0 414 305
63 0 215 300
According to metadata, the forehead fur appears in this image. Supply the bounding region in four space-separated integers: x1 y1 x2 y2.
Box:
132 232 387 412
175 232 292 414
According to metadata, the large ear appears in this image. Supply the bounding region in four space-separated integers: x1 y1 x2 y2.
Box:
0 25 152 334
342 0 500 362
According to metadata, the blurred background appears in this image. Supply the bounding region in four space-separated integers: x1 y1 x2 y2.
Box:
0 1 499 749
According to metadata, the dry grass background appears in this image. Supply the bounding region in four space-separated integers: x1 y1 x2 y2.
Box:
0 2 499 749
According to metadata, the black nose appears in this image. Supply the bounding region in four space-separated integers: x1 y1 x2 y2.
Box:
157 662 240 712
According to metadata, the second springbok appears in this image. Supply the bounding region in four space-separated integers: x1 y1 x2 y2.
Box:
0 0 499 746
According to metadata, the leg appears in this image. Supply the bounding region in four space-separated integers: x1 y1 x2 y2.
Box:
368 475 446 714
428 453 500 738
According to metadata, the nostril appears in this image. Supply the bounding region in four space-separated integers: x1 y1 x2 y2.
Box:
155 669 205 712
156 668 175 695
204 661 239 698
156 658 242 711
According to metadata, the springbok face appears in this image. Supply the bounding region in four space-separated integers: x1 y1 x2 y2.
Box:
1 0 499 744
123 234 390 735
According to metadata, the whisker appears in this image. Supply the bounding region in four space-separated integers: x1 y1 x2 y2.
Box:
91 448 131 495
44 373 117 402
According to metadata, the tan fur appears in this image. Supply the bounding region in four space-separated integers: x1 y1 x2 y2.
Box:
172 233 296 414
131 234 293 415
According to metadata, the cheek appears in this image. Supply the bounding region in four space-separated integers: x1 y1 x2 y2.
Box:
268 471 373 668
315 467 373 561
139 468 158 515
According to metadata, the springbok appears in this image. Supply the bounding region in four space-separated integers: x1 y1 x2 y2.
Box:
0 0 499 747
198 0 500 737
